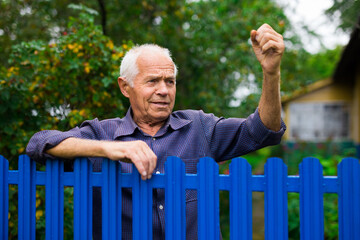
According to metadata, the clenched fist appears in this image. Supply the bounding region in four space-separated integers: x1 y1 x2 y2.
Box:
250 23 285 76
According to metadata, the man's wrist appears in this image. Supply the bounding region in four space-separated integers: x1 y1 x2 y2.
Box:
97 141 110 158
263 69 280 79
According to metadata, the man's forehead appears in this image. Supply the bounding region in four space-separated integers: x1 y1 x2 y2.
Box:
137 50 174 69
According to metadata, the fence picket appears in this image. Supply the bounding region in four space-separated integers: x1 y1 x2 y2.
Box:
102 160 122 240
300 157 324 239
265 157 288 240
132 169 153 240
45 158 64 240
18 155 36 240
338 157 360 240
229 158 252 240
198 157 220 240
0 155 8 240
73 158 92 240
165 156 186 240
2 155 360 239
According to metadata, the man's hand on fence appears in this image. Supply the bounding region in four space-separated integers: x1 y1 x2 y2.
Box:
46 137 157 180
102 140 157 180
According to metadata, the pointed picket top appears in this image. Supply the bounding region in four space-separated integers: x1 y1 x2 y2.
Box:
0 155 9 240
338 157 360 240
264 157 288 240
229 157 252 240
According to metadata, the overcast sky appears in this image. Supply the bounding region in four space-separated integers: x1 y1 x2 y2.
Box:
275 0 349 53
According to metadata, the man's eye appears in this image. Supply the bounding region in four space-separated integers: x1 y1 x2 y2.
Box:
167 80 175 85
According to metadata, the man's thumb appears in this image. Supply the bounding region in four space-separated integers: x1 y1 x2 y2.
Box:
250 30 258 44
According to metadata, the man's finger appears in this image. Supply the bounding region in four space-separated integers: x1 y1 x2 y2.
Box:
141 148 157 179
148 153 157 179
258 32 282 47
131 155 148 180
262 40 284 54
137 141 157 178
257 23 274 33
250 30 258 44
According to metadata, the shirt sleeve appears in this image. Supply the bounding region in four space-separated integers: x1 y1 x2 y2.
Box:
26 119 105 164
200 108 286 161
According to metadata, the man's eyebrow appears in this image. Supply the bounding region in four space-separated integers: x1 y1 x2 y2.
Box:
145 75 161 80
145 75 175 80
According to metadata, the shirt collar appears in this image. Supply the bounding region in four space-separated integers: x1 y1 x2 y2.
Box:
166 111 192 131
113 108 138 139
113 108 192 139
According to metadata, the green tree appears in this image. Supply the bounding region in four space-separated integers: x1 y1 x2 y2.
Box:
1 0 343 166
0 0 73 65
0 6 131 161
106 0 292 114
326 0 360 32
1 0 319 116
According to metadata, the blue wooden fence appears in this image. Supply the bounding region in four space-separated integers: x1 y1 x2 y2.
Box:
0 155 359 239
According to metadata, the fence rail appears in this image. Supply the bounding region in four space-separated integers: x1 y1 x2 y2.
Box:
0 155 359 239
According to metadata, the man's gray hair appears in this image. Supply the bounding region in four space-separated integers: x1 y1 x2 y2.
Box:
119 44 178 87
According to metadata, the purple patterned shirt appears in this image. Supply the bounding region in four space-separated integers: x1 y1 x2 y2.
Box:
26 108 286 239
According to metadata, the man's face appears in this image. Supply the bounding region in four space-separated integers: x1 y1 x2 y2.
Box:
126 51 176 125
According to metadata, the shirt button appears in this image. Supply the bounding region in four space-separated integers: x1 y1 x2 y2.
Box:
152 137 156 141
156 171 161 174
159 204 164 210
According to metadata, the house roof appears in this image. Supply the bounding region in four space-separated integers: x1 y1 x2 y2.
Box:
282 16 360 104
281 78 333 104
333 15 360 84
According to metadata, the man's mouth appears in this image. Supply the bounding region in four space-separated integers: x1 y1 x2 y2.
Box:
151 101 170 107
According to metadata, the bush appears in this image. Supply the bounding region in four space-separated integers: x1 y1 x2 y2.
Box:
2 5 132 237
0 4 132 162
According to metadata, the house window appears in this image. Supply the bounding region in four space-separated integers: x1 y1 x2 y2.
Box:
289 102 350 141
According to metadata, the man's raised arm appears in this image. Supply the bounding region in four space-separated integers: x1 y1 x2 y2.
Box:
250 23 285 131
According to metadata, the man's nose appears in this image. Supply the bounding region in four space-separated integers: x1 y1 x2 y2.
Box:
156 81 169 95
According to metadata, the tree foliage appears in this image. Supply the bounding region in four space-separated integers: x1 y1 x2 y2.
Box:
0 0 81 65
0 2 345 238
0 7 131 161
0 0 342 158
326 0 360 32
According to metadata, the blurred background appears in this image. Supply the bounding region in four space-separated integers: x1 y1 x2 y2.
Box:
1 0 359 239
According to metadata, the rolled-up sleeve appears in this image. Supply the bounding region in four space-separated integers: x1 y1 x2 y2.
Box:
201 108 286 161
26 118 107 164
246 108 286 146
26 128 83 164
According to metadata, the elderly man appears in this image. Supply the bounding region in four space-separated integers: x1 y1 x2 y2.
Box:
27 23 286 239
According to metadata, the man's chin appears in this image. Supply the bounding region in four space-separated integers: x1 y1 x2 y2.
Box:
151 111 171 121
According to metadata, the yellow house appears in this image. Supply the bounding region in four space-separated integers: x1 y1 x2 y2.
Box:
281 17 360 158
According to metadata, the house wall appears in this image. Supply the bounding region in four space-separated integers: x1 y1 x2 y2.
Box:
283 82 354 140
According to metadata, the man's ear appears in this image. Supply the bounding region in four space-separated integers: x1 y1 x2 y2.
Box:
118 77 130 98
